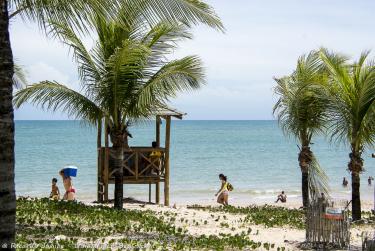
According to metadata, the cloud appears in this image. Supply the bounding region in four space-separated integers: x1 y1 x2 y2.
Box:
11 0 375 120
27 62 70 83
14 62 78 120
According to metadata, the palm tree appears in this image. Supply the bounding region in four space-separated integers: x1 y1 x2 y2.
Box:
2 0 222 246
0 1 16 248
319 49 375 220
14 11 207 209
273 51 329 208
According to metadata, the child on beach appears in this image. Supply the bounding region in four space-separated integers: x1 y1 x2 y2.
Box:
49 178 60 200
215 174 230 206
59 169 76 201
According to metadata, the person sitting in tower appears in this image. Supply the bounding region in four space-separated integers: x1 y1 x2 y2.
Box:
149 141 162 176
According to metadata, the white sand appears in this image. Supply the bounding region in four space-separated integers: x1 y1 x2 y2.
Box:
116 201 374 251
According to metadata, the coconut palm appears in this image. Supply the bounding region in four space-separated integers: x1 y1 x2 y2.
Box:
2 0 222 246
0 2 15 249
14 11 207 209
273 51 330 208
319 49 375 220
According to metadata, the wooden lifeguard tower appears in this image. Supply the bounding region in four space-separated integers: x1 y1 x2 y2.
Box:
96 107 185 206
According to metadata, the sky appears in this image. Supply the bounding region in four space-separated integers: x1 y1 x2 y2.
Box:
10 0 375 120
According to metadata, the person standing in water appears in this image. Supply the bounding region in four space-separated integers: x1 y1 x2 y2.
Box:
368 176 374 185
215 174 229 206
342 177 348 187
59 169 76 201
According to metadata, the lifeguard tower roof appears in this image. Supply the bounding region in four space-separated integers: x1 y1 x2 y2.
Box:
154 106 186 119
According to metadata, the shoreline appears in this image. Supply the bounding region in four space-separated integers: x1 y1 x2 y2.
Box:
19 194 375 211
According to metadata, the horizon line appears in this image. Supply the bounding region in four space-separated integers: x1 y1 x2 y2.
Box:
15 119 277 121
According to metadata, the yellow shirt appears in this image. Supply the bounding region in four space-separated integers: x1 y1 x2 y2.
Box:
150 151 162 158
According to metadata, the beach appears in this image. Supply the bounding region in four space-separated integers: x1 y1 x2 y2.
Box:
15 197 375 250
15 120 375 206
13 120 375 250
120 202 374 250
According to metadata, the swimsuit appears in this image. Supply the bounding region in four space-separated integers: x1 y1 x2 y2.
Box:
64 187 76 198
221 182 229 195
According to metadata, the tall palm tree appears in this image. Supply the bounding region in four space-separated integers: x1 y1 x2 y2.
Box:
14 11 207 209
273 51 329 208
320 49 375 220
1 0 222 246
0 1 15 249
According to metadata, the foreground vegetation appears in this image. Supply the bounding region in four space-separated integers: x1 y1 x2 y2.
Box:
189 205 306 229
17 198 293 250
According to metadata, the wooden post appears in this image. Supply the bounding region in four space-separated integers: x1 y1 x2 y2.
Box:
149 183 151 203
155 115 161 204
164 116 171 206
103 119 109 202
104 147 109 202
104 119 109 147
97 120 102 202
97 119 102 149
156 116 161 147
156 182 160 204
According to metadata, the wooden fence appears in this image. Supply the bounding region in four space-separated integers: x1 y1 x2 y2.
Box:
305 199 350 249
363 231 375 251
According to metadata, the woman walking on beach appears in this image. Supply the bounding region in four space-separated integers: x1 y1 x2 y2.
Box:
215 174 229 206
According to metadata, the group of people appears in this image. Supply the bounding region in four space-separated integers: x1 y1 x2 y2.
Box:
215 174 287 206
49 169 76 201
342 176 374 187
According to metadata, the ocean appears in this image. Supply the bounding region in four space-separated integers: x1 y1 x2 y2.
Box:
15 120 375 205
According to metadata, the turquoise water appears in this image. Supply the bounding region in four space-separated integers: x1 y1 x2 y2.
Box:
15 120 375 205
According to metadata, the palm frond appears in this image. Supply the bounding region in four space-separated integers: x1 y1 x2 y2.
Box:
47 21 100 90
309 154 330 200
273 51 329 143
98 40 151 124
118 0 224 31
135 55 205 113
9 0 115 33
142 22 192 52
13 63 28 89
320 49 375 150
14 81 103 124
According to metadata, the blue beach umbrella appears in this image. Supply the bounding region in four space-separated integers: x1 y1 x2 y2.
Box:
62 165 78 177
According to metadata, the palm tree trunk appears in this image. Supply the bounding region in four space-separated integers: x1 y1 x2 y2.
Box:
299 146 312 208
113 145 123 209
301 170 309 208
0 0 16 248
110 129 127 210
348 150 363 221
351 172 361 220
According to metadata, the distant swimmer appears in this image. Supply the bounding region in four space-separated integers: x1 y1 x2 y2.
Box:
342 177 348 187
275 191 287 203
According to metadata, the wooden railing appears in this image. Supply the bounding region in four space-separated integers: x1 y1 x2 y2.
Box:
100 147 166 182
122 147 166 179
